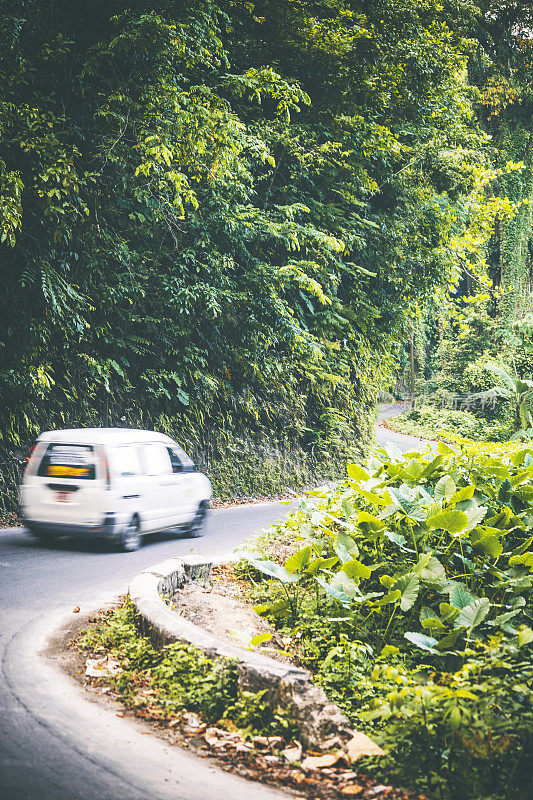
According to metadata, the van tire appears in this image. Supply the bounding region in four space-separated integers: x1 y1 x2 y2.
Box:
187 501 209 538
117 517 141 552
30 527 56 544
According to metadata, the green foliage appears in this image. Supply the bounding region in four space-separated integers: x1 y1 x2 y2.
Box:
78 599 296 736
387 407 513 443
240 441 533 798
0 0 504 504
362 635 533 800
485 364 533 440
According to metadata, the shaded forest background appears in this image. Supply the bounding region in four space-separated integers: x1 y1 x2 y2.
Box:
0 0 531 506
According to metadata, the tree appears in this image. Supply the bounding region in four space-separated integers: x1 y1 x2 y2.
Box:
0 0 503 503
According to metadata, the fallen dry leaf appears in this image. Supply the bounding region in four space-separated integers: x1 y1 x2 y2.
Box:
344 732 385 761
282 741 303 762
321 735 344 750
204 728 223 747
301 751 348 770
340 785 363 795
85 657 120 677
235 742 254 753
73 606 80 613
182 712 202 730
289 770 306 785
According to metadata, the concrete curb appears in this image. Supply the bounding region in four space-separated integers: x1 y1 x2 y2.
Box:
129 556 354 749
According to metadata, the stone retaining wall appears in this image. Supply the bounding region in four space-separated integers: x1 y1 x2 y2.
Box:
129 556 354 749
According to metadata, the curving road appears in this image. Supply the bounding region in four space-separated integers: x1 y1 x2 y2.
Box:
375 402 434 454
0 411 427 800
0 503 296 800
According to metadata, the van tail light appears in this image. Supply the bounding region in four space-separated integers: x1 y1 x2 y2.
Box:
24 441 46 476
99 448 111 489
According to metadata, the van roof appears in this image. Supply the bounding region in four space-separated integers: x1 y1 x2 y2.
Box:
38 428 177 446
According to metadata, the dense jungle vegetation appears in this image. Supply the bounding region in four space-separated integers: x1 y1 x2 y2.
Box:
393 3 533 442
241 440 533 799
0 1 531 506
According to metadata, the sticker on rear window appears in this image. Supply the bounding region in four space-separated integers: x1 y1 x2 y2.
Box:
37 444 96 479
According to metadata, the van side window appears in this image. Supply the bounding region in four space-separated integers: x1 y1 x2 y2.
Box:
142 444 172 476
167 447 190 473
109 446 142 477
169 445 194 471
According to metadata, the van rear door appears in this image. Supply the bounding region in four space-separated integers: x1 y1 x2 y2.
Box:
24 443 107 526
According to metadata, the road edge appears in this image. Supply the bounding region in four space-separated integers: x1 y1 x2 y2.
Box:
129 555 362 749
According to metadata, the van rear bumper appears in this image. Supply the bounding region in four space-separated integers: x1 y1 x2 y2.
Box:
24 517 119 539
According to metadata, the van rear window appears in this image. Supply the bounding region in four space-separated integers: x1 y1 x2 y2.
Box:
37 444 96 479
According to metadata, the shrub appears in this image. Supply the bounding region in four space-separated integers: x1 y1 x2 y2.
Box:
387 407 513 443
239 441 533 798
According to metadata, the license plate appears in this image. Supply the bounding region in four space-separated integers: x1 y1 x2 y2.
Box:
56 491 70 502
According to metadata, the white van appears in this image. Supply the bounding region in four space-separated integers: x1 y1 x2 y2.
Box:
20 428 212 551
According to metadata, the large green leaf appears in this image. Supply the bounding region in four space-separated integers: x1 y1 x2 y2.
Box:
436 628 464 651
315 576 351 606
402 457 426 481
387 487 427 521
513 484 533 502
454 597 490 630
485 363 517 392
334 532 359 563
418 556 446 584
435 475 456 503
355 486 391 507
357 510 386 531
420 606 445 630
450 485 475 504
250 632 273 646
285 545 312 573
419 454 444 479
448 583 478 610
509 551 533 570
395 573 420 611
439 602 459 622
427 508 468 534
404 632 438 652
254 599 290 618
377 589 402 606
421 617 445 630
518 627 533 646
464 502 488 532
347 463 370 482
469 528 503 559
247 558 299 583
342 558 372 580
331 572 359 599
305 556 338 576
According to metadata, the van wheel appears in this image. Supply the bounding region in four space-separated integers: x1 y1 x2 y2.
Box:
118 518 141 552
187 502 209 538
30 527 56 544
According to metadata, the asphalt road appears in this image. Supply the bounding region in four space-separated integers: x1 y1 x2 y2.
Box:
0 503 296 800
0 411 427 800
375 402 434 454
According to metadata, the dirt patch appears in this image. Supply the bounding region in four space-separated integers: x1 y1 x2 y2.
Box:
47 602 430 800
211 493 299 509
170 579 292 663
